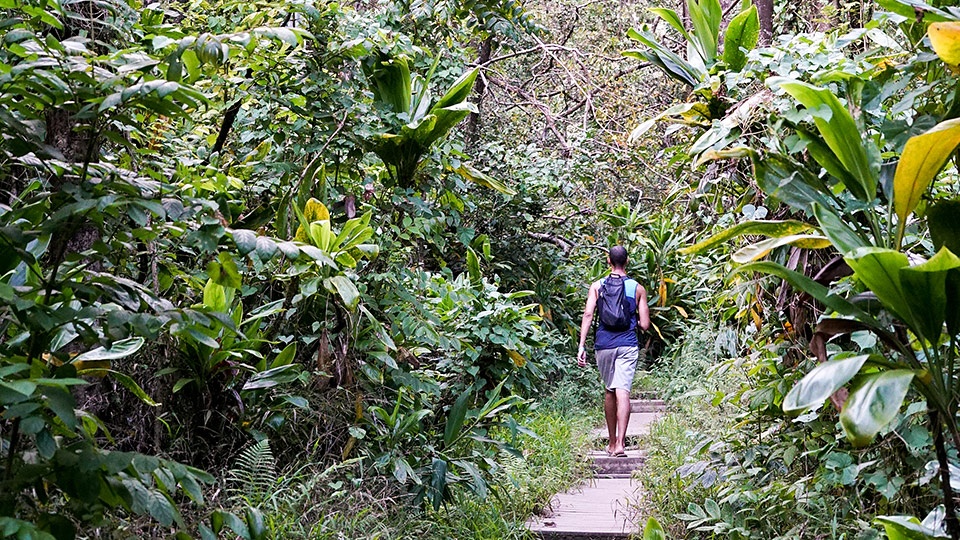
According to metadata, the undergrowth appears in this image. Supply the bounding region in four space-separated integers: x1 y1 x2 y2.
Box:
201 374 597 539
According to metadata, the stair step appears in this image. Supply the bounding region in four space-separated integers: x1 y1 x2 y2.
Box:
527 478 641 539
630 399 665 413
591 412 660 440
588 449 646 475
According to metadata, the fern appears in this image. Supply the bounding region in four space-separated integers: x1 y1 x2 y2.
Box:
227 439 278 508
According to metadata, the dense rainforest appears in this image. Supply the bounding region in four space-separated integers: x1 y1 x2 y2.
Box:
3 0 960 538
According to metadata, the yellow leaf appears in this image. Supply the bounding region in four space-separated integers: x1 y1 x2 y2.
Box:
928 22 960 66
893 118 960 229
658 278 667 307
674 305 688 318
295 198 331 242
506 350 527 367
750 307 762 331
650 322 665 340
73 359 111 377
304 197 330 222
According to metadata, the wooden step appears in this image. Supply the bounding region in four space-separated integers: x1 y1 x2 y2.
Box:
527 478 642 539
630 399 665 413
588 449 646 476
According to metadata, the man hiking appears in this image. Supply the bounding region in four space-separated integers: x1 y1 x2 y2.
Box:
577 246 651 456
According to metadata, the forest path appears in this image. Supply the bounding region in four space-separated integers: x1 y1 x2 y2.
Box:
526 399 665 539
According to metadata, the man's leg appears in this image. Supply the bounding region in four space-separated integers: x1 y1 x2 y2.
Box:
604 389 617 454
614 387 631 454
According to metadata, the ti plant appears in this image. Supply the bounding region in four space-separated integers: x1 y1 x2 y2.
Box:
363 53 514 195
681 7 960 539
623 0 759 136
364 53 478 189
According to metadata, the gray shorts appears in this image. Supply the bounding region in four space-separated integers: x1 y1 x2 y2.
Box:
595 347 639 391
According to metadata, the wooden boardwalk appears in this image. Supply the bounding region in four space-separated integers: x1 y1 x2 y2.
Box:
527 401 665 539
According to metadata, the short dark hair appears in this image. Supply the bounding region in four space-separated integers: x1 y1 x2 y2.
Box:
609 245 628 268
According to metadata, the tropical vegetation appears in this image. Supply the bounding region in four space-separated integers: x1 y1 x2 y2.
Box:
4 0 960 539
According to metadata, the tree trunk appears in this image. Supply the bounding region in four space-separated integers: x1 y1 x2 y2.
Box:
44 109 101 271
756 0 774 46
466 37 493 148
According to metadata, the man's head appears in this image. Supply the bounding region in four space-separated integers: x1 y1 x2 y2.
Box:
608 245 628 270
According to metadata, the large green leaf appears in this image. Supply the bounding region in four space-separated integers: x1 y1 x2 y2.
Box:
876 515 949 540
772 78 876 201
845 247 912 324
840 370 915 447
443 388 471 447
679 220 814 255
894 118 960 228
648 7 693 43
782 354 870 414
324 275 360 311
811 202 868 255
421 102 476 148
74 337 145 362
371 56 411 114
430 458 448 510
643 516 668 540
900 248 960 342
799 129 860 190
687 0 721 64
625 28 703 87
722 5 759 71
104 370 159 407
928 200 960 255
433 67 478 110
466 247 482 287
454 163 517 196
203 279 229 313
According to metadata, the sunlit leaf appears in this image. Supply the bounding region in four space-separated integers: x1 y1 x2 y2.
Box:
840 370 915 447
643 516 668 540
893 118 960 227
928 22 960 66
506 350 527 367
876 515 948 540
104 370 159 407
454 164 516 196
783 354 870 414
731 234 831 263
679 220 813 255
74 337 145 362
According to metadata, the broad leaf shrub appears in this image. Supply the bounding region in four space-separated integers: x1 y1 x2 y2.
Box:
626 2 960 537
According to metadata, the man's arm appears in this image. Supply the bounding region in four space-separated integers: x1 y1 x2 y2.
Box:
636 284 651 332
577 282 599 367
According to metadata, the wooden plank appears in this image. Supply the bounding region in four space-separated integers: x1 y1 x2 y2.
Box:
527 478 643 538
